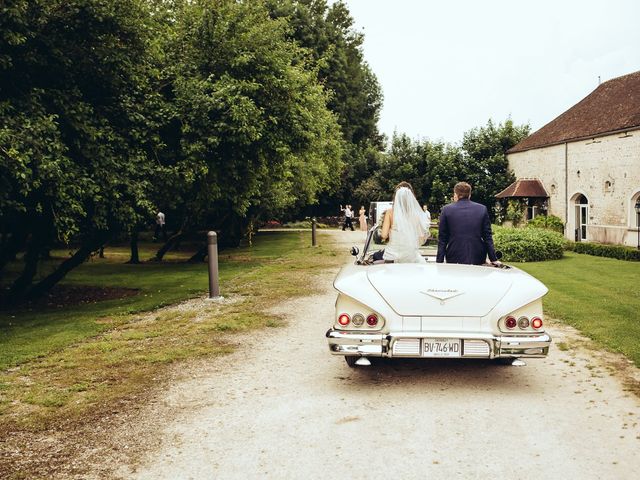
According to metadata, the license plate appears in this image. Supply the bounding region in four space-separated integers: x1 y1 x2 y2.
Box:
423 338 461 357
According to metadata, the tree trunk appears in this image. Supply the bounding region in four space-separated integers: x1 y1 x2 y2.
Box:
0 228 29 276
126 231 140 264
187 244 207 263
8 233 45 301
25 234 108 301
99 246 105 258
153 231 187 262
152 217 190 262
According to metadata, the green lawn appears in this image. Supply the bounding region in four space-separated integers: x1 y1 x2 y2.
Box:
0 231 330 369
516 251 640 366
0 229 343 434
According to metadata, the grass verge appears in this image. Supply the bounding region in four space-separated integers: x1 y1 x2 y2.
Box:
515 251 640 367
0 231 343 434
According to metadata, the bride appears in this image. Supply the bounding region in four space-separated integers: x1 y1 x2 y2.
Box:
380 182 430 263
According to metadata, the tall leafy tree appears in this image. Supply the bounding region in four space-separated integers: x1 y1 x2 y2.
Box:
268 0 383 215
152 0 343 253
352 119 529 219
0 0 160 299
353 133 466 214
461 118 530 216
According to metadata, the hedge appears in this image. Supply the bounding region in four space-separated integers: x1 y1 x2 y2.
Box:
566 241 640 261
492 226 565 262
527 214 564 234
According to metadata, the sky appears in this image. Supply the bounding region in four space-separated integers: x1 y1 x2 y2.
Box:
337 0 640 144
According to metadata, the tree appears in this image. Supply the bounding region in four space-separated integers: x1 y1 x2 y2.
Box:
353 133 466 215
350 118 529 220
0 0 160 300
151 0 343 255
268 0 384 215
461 118 530 217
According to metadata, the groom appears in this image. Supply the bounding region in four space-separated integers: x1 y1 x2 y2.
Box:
436 182 500 265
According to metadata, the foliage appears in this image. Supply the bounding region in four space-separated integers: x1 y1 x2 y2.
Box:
268 0 384 215
460 118 529 217
527 214 564 234
493 226 564 262
566 241 640 261
0 0 160 299
1 0 351 299
505 200 526 226
280 220 329 229
352 118 529 216
152 0 345 246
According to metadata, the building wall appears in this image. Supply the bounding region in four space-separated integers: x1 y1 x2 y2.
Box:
508 144 566 220
507 129 640 246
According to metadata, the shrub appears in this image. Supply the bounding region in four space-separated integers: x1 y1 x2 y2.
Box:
493 226 565 262
280 220 329 229
527 214 564 234
569 241 640 261
505 201 526 226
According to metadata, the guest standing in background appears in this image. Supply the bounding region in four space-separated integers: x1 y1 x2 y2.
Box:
358 206 367 231
422 204 431 225
340 204 355 231
154 211 167 242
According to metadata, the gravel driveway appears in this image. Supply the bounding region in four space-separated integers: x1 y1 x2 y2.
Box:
116 230 639 480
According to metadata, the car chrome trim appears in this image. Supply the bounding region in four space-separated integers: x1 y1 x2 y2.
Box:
327 328 551 359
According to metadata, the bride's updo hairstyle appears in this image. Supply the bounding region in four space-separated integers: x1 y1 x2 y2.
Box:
394 181 414 193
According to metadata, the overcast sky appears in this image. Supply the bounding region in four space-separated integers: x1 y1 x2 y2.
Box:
337 0 640 143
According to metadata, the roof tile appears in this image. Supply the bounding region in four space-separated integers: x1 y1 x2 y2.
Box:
495 179 548 198
509 71 640 153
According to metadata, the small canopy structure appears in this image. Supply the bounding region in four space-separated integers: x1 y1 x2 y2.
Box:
496 178 549 222
495 179 548 199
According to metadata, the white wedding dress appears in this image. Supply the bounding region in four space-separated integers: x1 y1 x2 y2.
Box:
382 187 429 264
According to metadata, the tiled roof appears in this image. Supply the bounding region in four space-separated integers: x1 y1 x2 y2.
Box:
509 70 640 153
495 179 548 198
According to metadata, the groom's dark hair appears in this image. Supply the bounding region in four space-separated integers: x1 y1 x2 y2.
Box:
454 182 472 199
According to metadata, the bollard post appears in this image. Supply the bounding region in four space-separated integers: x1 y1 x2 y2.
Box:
311 217 317 246
207 231 220 298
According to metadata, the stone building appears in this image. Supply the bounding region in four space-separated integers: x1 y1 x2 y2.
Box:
505 70 640 246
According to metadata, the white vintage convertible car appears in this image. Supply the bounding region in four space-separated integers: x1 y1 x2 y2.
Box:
326 227 551 367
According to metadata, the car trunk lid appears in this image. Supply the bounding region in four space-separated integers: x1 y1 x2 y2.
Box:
366 263 512 317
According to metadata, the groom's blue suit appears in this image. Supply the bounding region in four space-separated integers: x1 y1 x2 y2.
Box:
436 198 498 265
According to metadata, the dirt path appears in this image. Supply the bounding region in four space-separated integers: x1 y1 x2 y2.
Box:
102 230 640 479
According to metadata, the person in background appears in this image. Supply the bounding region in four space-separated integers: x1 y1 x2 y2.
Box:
380 181 429 263
154 211 167 242
436 182 500 265
340 204 354 231
422 204 431 224
358 206 367 231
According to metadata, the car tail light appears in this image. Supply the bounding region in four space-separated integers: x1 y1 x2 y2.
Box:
338 313 350 326
366 314 378 327
352 313 365 327
505 316 517 329
518 316 530 329
531 317 543 329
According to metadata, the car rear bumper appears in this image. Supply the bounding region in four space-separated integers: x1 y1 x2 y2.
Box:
326 329 551 359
